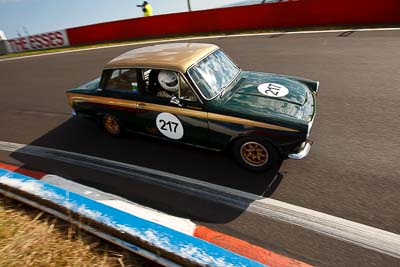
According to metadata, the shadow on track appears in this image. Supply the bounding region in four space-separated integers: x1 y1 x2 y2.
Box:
9 116 284 223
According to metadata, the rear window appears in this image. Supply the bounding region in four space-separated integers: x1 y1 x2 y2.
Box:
104 69 139 93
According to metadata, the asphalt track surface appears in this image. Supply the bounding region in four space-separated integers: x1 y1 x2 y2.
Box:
1 30 400 266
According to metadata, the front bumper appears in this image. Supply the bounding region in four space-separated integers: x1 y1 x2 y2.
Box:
288 140 313 160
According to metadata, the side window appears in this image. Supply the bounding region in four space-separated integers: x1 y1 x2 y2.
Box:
141 68 159 96
141 69 179 99
139 69 198 103
104 69 139 94
179 75 198 102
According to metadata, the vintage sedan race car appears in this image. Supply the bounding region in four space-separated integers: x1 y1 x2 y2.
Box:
66 43 318 171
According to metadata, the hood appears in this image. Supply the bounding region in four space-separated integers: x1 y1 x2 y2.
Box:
234 71 309 105
217 71 313 121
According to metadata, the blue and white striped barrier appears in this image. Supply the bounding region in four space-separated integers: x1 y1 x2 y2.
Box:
0 167 266 267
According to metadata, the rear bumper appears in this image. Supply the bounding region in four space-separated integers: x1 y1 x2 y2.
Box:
288 140 313 160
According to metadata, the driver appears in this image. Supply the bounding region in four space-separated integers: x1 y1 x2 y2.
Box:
157 70 178 98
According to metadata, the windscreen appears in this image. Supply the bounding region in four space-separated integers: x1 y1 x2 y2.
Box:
188 49 240 99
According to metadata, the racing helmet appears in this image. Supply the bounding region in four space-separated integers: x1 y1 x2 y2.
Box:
158 70 178 92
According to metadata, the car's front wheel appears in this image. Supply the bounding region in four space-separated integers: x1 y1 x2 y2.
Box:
102 114 122 136
233 137 279 172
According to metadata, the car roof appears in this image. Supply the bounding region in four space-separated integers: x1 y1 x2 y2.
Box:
104 43 219 73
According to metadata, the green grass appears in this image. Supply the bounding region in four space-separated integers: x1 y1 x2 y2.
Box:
0 195 159 267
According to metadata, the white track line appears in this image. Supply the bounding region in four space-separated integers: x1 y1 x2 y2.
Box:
1 27 399 63
1 140 400 258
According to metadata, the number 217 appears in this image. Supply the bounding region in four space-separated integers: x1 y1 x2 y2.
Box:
159 119 178 133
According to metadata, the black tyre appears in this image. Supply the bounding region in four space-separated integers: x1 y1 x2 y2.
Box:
102 114 122 136
233 137 279 172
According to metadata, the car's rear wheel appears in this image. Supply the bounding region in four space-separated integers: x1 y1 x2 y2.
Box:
233 137 279 172
102 114 121 136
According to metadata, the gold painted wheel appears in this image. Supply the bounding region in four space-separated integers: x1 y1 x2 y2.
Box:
103 115 121 136
240 141 269 167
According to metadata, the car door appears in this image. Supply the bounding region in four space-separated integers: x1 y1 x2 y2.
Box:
134 69 209 147
95 68 142 132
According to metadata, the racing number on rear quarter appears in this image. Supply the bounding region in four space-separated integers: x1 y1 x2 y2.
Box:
156 112 184 140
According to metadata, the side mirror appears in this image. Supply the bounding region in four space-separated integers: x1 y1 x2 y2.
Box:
170 96 182 107
95 88 103 92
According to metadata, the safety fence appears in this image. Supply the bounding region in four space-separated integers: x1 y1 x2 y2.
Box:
3 0 400 53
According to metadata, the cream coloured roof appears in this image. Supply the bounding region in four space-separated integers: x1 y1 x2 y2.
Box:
104 43 219 73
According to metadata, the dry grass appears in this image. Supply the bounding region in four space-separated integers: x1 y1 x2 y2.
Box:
0 195 160 267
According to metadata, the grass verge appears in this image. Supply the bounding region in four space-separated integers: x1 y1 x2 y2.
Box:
0 195 160 267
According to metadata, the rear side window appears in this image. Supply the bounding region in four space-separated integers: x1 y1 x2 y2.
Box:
104 69 139 94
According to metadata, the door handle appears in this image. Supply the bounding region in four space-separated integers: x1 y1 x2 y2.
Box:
136 103 145 109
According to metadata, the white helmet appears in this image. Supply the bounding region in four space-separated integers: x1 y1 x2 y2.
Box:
158 70 178 92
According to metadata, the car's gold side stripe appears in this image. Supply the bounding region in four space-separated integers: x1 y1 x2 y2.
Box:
68 94 139 109
68 94 208 118
67 93 299 132
135 101 208 119
207 113 299 132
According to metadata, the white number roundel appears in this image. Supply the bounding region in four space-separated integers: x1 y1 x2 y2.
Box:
156 112 184 140
258 83 289 97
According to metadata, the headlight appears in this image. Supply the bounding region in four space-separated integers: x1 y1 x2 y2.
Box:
307 119 313 138
315 81 320 94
